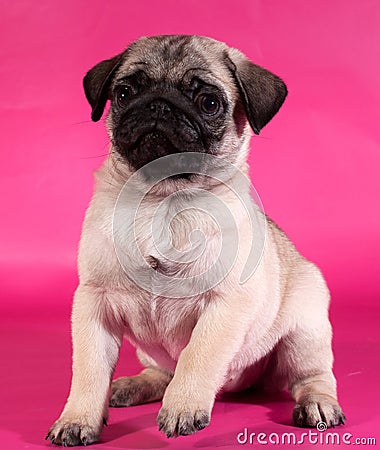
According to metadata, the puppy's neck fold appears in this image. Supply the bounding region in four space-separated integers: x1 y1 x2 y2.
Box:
94 153 251 200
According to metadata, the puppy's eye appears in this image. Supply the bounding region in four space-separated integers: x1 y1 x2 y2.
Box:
115 86 131 107
197 94 220 115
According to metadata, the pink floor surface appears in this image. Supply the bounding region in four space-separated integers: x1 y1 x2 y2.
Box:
0 274 378 449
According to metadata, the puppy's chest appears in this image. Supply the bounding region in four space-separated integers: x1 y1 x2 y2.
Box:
113 197 219 353
134 197 222 278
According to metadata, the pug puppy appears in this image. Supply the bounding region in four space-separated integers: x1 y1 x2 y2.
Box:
46 35 345 446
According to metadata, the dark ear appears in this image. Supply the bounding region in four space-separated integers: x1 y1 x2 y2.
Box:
83 52 125 122
225 51 287 134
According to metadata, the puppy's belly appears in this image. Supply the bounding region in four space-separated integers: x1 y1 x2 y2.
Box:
222 354 271 393
129 338 179 373
123 300 198 374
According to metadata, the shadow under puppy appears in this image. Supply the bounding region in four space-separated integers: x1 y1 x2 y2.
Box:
47 35 345 446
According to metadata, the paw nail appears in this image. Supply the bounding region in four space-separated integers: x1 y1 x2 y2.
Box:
82 437 87 446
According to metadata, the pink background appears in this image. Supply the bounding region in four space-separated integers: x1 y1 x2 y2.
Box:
1 1 379 449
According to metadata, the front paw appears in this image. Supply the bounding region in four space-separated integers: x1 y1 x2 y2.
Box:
157 407 210 438
157 382 213 438
293 394 346 428
46 417 103 446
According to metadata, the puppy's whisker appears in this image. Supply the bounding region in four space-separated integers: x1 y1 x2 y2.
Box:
79 142 115 160
70 120 95 125
252 135 275 140
80 152 112 159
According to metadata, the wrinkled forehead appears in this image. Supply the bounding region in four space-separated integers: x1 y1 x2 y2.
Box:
116 35 234 89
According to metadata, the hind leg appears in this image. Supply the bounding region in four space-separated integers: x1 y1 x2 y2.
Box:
276 265 346 427
110 350 172 407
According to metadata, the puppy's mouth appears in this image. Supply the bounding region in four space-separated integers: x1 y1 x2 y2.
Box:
114 124 204 180
134 131 179 159
131 130 188 177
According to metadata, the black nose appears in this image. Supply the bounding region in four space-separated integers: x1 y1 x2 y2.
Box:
148 99 171 116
